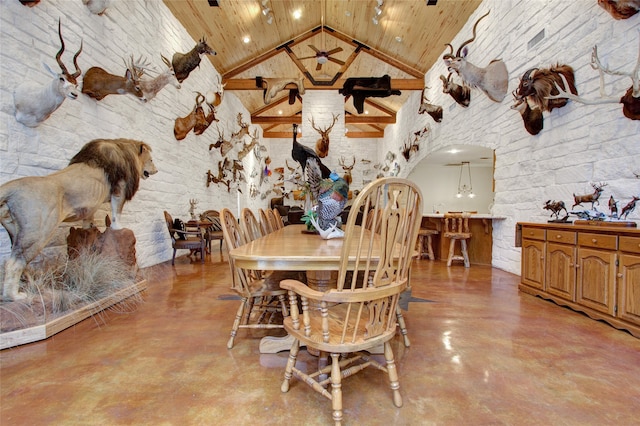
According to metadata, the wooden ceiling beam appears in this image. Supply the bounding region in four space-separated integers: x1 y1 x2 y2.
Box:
252 115 395 125
224 78 423 91
262 131 384 139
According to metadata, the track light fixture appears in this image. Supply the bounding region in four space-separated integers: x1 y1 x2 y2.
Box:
260 0 274 24
372 0 383 25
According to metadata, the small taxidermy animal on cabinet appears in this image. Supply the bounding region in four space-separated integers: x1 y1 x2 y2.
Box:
13 21 82 127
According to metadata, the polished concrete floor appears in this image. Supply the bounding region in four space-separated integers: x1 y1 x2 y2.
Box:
2 248 640 426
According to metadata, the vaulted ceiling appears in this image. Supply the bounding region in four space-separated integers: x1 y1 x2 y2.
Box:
163 0 482 137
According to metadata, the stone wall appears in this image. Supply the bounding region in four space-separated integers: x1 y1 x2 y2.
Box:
381 0 640 274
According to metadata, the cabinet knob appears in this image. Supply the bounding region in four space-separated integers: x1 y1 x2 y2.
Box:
592 238 597 244
556 234 562 239
617 273 623 278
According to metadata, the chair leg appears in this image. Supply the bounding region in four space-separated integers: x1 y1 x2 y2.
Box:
461 239 470 268
395 305 410 347
330 353 343 426
172 248 177 265
417 235 425 259
426 235 435 260
227 297 247 349
278 294 289 317
384 341 403 408
447 239 456 266
281 338 300 392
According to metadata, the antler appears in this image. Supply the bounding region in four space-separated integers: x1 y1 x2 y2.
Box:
592 38 640 97
55 20 82 83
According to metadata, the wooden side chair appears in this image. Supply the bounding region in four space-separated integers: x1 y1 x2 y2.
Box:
280 177 423 426
163 211 205 265
444 213 472 267
258 208 273 234
200 209 224 253
220 208 291 349
240 208 265 242
417 228 439 260
271 207 285 230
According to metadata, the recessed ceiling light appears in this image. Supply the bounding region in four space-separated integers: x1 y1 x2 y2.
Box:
243 36 251 43
278 110 283 115
292 9 301 19
395 36 403 43
364 110 369 115
345 11 351 17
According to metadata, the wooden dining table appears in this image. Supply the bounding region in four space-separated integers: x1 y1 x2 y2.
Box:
229 224 382 353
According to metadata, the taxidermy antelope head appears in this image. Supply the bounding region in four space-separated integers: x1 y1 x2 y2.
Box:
442 11 508 103
598 0 640 19
13 21 82 127
510 91 544 135
514 65 577 113
418 86 443 122
440 72 471 107
82 55 146 102
194 100 218 136
174 92 206 140
138 55 181 101
339 156 356 185
206 75 225 107
172 36 216 83
547 36 640 121
260 76 305 105
82 0 109 15
310 113 339 158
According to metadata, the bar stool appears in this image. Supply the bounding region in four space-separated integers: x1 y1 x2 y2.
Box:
417 228 438 260
444 213 471 267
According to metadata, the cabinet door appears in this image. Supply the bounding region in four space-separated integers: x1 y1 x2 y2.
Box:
618 253 640 325
576 247 617 315
522 239 545 290
546 242 576 301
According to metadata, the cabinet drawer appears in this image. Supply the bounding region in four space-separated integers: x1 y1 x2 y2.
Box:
578 232 617 250
547 230 576 244
522 227 545 241
619 236 640 254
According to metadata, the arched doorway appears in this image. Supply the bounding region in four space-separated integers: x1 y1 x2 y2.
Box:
407 145 495 214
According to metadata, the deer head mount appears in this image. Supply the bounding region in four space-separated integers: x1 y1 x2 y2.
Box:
209 124 234 157
172 36 216 83
310 113 340 158
418 86 443 122
137 55 181 102
14 20 82 127
442 10 508 103
546 35 640 121
82 55 146 102
339 156 356 185
440 72 471 107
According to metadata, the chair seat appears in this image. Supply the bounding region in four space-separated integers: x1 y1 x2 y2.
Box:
174 237 206 250
444 232 471 239
283 304 396 353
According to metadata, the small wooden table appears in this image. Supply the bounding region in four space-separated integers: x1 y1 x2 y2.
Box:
229 224 381 352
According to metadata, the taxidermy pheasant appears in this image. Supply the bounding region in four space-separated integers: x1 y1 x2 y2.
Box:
305 158 349 239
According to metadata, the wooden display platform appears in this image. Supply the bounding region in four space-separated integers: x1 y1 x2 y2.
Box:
574 220 637 227
0 279 146 350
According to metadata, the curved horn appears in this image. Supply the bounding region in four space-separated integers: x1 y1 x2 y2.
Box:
55 20 69 76
522 67 539 81
456 10 490 57
442 43 454 59
195 91 205 105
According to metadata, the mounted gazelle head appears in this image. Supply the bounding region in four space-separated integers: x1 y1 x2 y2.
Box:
442 10 508 103
311 113 339 158
13 20 82 127
440 72 471 107
418 86 443 122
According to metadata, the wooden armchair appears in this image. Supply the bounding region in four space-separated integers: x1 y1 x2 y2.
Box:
220 208 293 349
280 177 423 426
200 210 224 254
163 211 205 265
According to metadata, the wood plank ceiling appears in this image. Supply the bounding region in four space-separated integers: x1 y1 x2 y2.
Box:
163 0 482 138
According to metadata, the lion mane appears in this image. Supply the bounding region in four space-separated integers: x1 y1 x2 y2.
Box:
0 138 157 301
69 138 152 202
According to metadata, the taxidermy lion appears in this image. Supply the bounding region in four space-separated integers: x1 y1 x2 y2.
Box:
0 138 157 301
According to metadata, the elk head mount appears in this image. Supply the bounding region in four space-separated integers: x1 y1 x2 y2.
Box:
172 36 216 83
442 10 508 103
13 20 82 127
546 35 640 121
310 113 339 158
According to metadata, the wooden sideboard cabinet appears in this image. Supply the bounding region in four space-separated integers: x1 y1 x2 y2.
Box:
516 222 640 338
